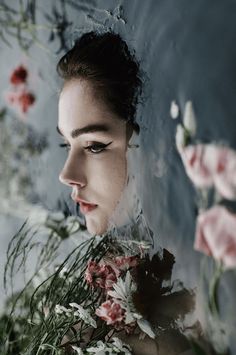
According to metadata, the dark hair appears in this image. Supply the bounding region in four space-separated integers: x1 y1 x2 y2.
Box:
57 31 142 133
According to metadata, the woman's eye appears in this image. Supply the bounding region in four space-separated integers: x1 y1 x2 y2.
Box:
85 141 112 154
59 143 71 151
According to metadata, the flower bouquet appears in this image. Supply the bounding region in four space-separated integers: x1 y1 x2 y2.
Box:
0 211 160 355
0 205 201 355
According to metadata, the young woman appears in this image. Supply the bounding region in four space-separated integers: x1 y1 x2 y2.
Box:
57 31 142 236
56 31 195 355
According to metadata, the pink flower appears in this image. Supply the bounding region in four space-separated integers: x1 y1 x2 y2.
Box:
213 148 236 200
194 205 236 268
114 256 139 270
180 144 236 199
6 90 35 114
10 65 28 85
95 299 125 325
18 91 35 113
85 260 117 290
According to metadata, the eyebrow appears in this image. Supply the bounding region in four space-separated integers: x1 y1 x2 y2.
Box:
56 123 110 138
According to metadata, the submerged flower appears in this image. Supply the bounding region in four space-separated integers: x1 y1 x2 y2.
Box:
195 205 236 268
179 144 236 199
10 65 28 85
95 299 125 325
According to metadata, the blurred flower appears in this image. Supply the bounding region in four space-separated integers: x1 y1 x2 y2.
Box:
180 144 214 187
18 91 35 113
45 213 80 239
179 144 236 199
175 124 186 152
10 65 28 85
170 100 179 119
213 147 236 200
6 90 35 114
95 299 125 325
194 205 236 268
183 101 197 136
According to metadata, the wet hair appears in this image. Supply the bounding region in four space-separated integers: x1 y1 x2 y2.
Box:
57 31 142 134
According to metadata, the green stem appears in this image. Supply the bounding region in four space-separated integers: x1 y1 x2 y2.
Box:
208 261 223 316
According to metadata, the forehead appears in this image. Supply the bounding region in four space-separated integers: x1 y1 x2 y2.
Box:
58 79 123 135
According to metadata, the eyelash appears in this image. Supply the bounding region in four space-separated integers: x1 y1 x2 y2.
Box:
59 141 112 154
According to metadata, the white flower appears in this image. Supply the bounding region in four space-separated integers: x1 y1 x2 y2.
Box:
137 318 156 339
65 216 81 234
87 340 111 354
108 272 136 305
87 339 132 355
54 304 72 316
170 100 179 119
28 206 49 226
175 124 186 152
69 303 97 328
108 272 140 324
183 101 197 136
111 337 132 354
71 345 85 355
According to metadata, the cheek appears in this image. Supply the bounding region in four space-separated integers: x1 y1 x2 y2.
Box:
90 152 127 204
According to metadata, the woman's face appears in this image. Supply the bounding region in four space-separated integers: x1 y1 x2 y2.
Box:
58 79 131 235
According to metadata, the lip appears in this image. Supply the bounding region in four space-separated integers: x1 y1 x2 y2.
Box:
72 196 98 215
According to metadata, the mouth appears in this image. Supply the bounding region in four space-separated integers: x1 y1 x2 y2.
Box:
72 196 98 215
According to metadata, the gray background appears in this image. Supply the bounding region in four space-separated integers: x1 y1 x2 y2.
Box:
1 0 236 352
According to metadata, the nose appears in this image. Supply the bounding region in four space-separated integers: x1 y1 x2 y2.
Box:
59 153 87 188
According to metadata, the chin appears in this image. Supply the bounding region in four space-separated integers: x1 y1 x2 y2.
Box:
86 216 108 236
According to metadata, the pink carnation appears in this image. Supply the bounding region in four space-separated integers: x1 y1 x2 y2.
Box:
180 144 236 199
95 299 125 325
114 256 139 270
194 205 236 269
85 260 117 290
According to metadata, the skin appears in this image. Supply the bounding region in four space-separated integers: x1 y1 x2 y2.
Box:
58 79 132 235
